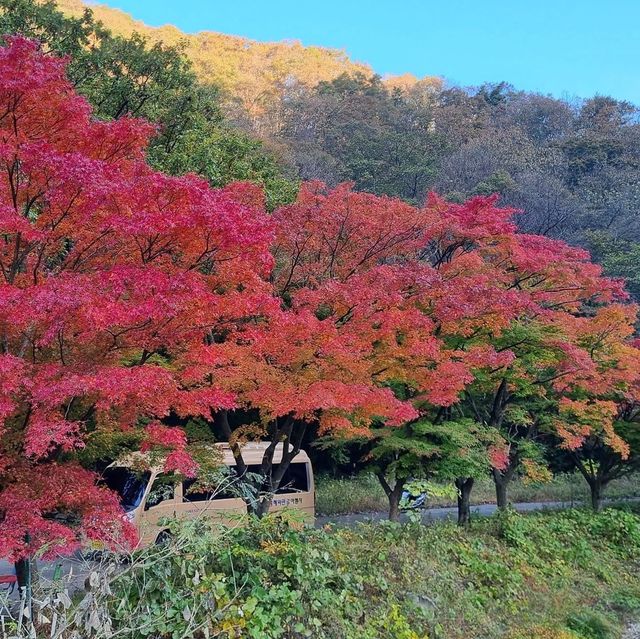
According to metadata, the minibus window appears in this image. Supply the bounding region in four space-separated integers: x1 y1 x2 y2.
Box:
144 474 175 510
274 463 309 493
239 464 309 493
101 468 150 512
182 476 237 501
182 479 213 502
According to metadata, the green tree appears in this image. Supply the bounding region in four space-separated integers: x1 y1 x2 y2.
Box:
369 418 498 523
587 232 640 301
280 73 443 203
150 123 298 211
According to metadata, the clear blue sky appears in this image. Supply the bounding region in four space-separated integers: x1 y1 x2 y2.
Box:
94 0 640 104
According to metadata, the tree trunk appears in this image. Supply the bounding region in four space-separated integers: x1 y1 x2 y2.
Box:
589 479 603 512
245 417 305 518
493 469 509 510
572 455 611 513
255 496 272 517
455 477 474 526
388 480 406 522
14 554 34 621
376 472 406 522
14 556 31 590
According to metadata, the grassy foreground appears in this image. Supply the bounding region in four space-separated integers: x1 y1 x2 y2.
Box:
17 507 639 639
315 473 640 516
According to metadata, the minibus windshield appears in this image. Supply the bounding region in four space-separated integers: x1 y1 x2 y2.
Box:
101 467 151 512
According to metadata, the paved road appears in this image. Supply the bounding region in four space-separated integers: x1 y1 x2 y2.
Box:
315 499 576 527
0 553 88 594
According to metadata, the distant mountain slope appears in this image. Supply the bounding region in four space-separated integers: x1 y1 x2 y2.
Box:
54 1 440 120
54 1 375 102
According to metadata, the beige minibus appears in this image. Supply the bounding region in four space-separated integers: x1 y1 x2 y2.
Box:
99 442 315 547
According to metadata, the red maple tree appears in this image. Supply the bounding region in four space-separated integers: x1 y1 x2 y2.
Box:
0 38 273 559
419 194 637 512
262 184 519 517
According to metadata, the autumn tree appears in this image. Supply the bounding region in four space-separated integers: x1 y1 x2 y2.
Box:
434 214 634 510
263 185 521 520
375 192 636 515
553 309 640 511
198 183 438 515
0 38 274 566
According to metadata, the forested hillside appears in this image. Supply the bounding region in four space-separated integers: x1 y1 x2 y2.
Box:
270 77 640 299
44 0 640 300
52 0 422 126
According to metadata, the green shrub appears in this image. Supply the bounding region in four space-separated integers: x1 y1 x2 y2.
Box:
7 508 639 638
566 610 617 639
103 509 640 638
109 516 427 638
